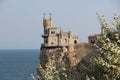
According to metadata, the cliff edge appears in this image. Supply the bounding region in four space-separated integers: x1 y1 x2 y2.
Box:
37 43 95 80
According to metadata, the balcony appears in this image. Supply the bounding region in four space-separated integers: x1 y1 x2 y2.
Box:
42 34 48 37
41 43 59 48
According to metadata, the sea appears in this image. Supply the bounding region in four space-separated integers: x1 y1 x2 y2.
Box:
0 49 40 80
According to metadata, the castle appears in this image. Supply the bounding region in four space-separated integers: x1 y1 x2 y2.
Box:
41 14 80 52
41 13 108 52
38 13 120 80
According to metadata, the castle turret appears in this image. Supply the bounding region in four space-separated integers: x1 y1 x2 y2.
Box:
43 13 53 30
42 13 53 45
42 13 58 48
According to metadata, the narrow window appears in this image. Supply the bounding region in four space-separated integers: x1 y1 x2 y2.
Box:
45 30 47 34
45 39 48 43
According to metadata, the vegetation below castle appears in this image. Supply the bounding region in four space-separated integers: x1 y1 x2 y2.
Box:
79 15 120 80
37 14 120 80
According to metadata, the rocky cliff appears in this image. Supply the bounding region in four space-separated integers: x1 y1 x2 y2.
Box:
37 43 95 80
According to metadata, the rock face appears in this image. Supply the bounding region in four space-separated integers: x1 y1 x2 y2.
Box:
37 43 95 80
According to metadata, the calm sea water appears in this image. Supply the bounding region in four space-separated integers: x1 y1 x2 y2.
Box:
0 49 40 80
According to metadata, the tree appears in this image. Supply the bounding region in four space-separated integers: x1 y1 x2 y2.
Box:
81 14 120 80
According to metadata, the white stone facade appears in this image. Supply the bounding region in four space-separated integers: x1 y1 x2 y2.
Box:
41 14 80 51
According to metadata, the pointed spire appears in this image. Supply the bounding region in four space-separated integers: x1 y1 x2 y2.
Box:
43 13 46 28
43 13 46 20
49 13 52 27
49 13 52 20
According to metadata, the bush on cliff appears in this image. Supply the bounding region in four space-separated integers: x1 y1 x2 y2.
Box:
37 55 68 80
81 14 120 80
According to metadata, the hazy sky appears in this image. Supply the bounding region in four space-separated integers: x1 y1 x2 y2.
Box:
0 0 120 49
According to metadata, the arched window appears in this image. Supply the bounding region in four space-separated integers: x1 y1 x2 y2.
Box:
74 40 77 44
91 40 95 43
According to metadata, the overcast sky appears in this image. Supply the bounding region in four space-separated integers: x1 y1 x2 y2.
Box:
0 0 120 49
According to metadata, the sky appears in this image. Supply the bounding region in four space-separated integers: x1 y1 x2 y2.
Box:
0 0 120 49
